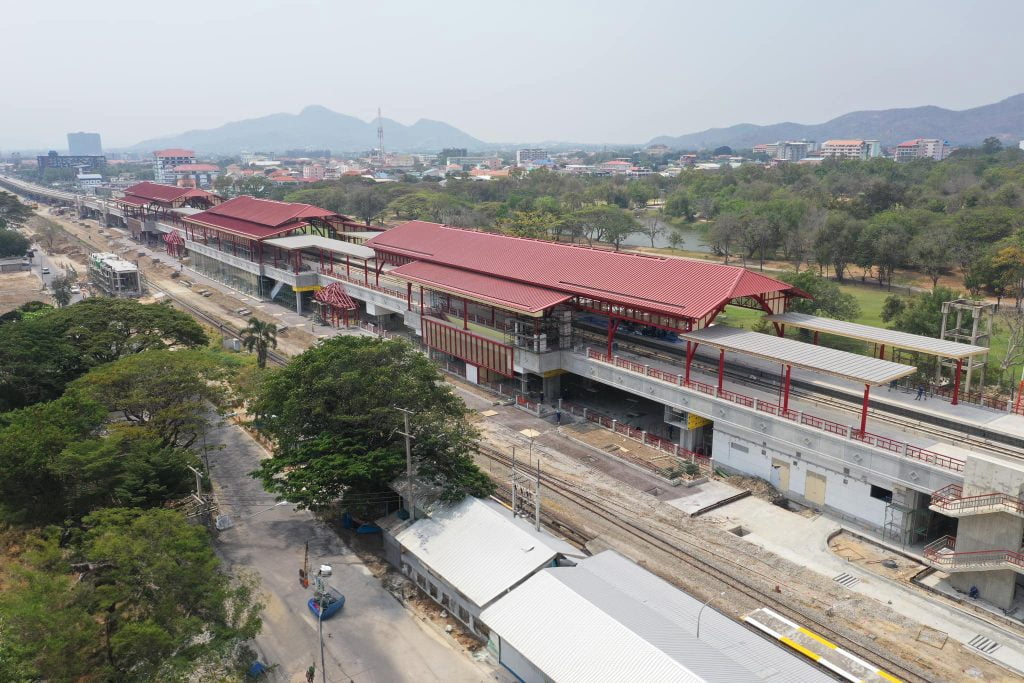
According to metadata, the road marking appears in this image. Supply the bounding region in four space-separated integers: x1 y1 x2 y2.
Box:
833 571 861 588
968 634 1001 654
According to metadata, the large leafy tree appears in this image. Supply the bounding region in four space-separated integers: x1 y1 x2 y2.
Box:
253 336 493 509
780 270 861 321
0 191 32 230
0 511 262 680
0 227 30 257
0 298 208 411
0 387 197 524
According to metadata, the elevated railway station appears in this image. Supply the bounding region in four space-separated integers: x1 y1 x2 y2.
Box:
6 175 1024 610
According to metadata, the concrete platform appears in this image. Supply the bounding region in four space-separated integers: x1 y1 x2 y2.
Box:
662 479 749 516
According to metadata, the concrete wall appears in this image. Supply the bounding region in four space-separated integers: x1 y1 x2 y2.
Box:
399 551 487 639
714 429 890 528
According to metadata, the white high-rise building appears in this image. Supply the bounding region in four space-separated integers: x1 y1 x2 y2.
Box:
153 149 196 184
516 148 549 167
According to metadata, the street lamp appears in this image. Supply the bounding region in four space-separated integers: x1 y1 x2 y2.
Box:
696 591 725 639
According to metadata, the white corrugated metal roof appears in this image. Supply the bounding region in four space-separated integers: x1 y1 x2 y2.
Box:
765 312 988 359
395 497 576 608
680 325 917 385
262 234 375 260
481 551 834 683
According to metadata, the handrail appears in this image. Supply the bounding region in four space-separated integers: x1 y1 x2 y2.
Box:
585 347 965 473
930 484 1024 515
923 535 1024 570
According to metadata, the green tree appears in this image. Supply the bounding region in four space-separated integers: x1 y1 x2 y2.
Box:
779 270 861 320
0 191 33 229
0 298 208 411
347 185 390 225
50 274 75 308
663 191 693 221
910 223 955 290
252 336 493 510
70 349 228 449
241 316 278 368
981 136 1003 154
881 286 960 336
0 512 262 680
0 228 30 257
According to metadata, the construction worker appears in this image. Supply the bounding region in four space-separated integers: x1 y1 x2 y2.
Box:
306 664 315 683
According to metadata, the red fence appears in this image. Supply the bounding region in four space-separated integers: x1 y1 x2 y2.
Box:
929 484 1022 514
585 347 966 473
924 535 1024 570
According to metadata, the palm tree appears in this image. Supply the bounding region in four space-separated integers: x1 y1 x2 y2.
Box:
241 317 277 368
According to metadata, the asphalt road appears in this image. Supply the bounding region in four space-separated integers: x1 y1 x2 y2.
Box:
206 418 498 683
27 241 84 304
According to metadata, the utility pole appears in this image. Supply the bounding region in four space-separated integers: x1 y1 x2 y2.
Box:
396 407 415 521
377 107 385 166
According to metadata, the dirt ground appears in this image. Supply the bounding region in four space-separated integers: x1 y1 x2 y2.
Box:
560 422 684 476
829 530 925 583
454 382 1009 682
33 208 1010 681
0 271 49 314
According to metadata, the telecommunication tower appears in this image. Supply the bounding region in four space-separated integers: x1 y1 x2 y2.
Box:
377 107 385 166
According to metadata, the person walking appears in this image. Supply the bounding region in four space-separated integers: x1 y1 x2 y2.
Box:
915 384 925 401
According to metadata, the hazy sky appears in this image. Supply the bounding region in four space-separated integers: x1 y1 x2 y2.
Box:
5 0 1024 150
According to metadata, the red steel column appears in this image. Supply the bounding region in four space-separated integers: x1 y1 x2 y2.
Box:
462 298 469 330
606 319 620 358
952 358 963 405
782 365 792 412
407 282 412 311
813 331 819 345
685 343 697 383
717 349 725 393
878 344 886 359
860 384 870 433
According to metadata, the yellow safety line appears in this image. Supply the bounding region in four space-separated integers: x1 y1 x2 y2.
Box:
798 627 838 650
876 670 902 683
780 637 821 662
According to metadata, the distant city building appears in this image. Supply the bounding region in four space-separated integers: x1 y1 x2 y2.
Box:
598 159 633 175
67 132 102 156
171 163 220 189
153 149 196 184
446 156 501 170
439 148 468 164
36 150 107 176
894 138 947 162
302 163 326 180
820 139 880 160
516 148 549 167
76 173 103 192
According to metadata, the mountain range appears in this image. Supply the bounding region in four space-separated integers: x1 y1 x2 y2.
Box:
648 94 1024 149
127 93 1024 154
128 105 485 154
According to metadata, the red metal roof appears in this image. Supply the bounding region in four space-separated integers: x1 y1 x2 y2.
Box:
369 222 802 320
184 196 354 240
391 261 571 314
313 282 357 310
117 195 151 207
121 181 217 205
155 149 195 157
203 195 338 227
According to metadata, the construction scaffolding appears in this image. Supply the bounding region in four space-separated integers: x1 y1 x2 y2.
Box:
87 252 142 298
938 299 995 394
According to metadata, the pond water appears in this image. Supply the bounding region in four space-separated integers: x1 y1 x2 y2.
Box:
621 222 711 252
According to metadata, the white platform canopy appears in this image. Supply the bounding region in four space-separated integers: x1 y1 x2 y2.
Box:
680 325 917 386
262 234 375 260
765 312 988 359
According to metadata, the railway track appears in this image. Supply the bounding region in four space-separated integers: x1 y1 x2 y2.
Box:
578 327 1024 461
149 273 943 680
478 443 928 683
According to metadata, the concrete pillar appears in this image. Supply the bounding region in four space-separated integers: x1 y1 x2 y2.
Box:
542 374 562 404
948 455 1024 609
295 289 302 314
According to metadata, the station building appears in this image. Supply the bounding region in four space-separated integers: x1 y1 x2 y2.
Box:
4 173 1024 611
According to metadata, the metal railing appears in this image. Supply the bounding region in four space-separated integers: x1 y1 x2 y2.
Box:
585 347 965 474
923 535 1024 571
930 484 1024 515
